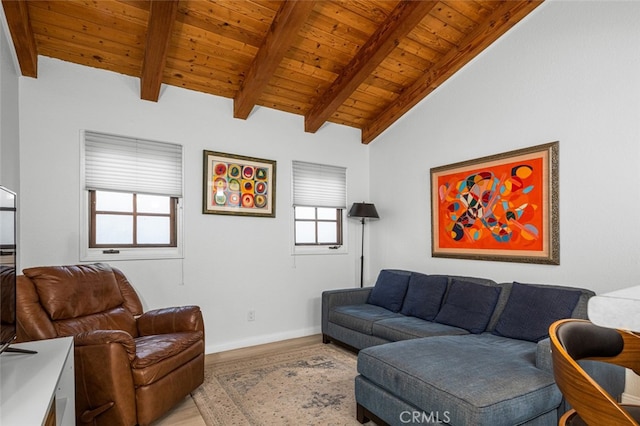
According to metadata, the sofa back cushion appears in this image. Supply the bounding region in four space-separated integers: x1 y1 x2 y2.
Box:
400 273 448 321
492 282 583 342
367 270 410 312
434 279 501 333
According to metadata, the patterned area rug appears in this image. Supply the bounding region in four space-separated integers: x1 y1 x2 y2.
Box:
191 343 363 425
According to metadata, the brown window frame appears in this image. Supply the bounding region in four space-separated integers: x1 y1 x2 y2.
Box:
89 190 178 248
294 207 343 246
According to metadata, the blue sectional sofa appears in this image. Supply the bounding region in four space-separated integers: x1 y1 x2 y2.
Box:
321 269 625 426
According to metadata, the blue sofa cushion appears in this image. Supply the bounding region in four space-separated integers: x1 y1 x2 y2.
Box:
372 316 469 341
493 282 582 342
400 273 448 321
357 334 561 426
367 270 410 313
434 279 500 334
329 304 402 335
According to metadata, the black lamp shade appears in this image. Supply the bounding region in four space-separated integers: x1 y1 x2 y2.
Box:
348 202 379 219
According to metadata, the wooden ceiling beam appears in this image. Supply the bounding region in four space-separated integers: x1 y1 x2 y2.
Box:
304 0 438 134
140 0 179 101
1 0 38 77
361 0 544 144
234 1 317 120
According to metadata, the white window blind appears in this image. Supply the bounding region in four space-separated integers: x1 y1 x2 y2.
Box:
84 131 183 197
292 161 346 208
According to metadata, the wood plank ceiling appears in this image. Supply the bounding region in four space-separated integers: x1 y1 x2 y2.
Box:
2 0 543 144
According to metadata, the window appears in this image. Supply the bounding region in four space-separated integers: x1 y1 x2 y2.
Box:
292 161 346 251
89 191 177 247
81 131 183 260
294 206 342 245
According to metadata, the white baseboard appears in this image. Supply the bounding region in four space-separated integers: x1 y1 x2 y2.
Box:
205 326 321 354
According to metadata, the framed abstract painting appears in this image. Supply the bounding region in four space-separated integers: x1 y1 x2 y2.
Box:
430 141 559 264
203 150 276 217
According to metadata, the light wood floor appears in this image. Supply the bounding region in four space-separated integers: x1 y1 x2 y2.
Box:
152 334 323 426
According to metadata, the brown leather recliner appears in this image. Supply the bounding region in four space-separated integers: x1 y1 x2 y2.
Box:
16 263 205 426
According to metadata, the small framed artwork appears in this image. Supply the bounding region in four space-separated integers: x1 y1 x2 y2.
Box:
430 141 559 264
203 150 276 217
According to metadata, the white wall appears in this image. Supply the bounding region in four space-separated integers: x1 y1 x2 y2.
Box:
369 0 640 295
0 8 19 191
18 57 370 353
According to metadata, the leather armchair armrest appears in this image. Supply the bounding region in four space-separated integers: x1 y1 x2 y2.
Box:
75 329 137 361
137 305 204 336
74 331 138 425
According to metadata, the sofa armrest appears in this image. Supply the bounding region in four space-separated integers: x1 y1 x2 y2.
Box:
535 338 553 373
322 288 372 334
137 305 204 336
75 329 137 361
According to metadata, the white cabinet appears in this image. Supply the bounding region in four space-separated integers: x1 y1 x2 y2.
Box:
1 337 75 426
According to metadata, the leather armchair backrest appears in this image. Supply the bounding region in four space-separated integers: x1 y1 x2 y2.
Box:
16 274 57 341
112 267 143 317
18 263 142 340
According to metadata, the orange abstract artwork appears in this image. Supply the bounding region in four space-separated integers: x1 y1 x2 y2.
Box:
431 142 559 264
437 157 544 251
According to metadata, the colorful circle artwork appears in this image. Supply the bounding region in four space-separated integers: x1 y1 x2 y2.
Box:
255 181 267 195
242 180 254 193
209 158 271 211
214 177 227 190
242 166 255 179
214 163 227 176
256 168 267 180
228 179 240 192
228 192 240 206
241 193 254 208
228 164 241 178
214 189 226 205
255 194 267 208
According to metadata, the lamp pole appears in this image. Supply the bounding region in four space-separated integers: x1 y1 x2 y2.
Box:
359 217 365 288
348 202 379 288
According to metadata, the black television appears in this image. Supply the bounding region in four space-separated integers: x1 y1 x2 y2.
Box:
0 186 17 353
0 187 35 355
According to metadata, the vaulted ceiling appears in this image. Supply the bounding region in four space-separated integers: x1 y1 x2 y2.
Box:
2 0 542 144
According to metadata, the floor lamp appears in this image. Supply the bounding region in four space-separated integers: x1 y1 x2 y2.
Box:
348 202 379 288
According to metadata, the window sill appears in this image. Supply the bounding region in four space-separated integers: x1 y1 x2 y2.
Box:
292 245 347 256
80 247 183 262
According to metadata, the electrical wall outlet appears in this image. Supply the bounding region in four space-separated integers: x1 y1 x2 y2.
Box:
248 310 256 321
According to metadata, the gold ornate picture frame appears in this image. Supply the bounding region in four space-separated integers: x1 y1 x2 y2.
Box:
203 150 276 218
